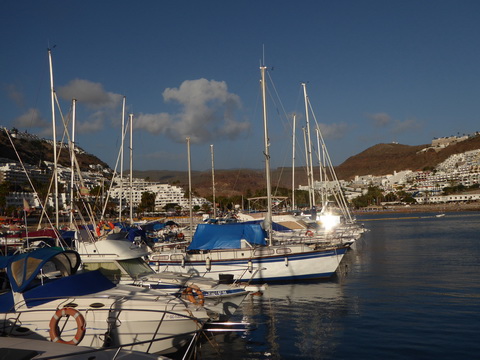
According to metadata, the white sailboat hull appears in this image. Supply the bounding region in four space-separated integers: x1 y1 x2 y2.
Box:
150 244 348 283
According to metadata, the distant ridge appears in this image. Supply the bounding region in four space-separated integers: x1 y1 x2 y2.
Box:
335 135 480 179
132 136 480 197
3 127 480 197
0 130 109 171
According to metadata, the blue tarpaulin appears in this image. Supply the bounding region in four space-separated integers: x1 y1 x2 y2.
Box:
3 248 81 293
187 223 267 250
128 228 147 242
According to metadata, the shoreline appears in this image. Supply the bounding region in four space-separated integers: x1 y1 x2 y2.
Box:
353 202 480 214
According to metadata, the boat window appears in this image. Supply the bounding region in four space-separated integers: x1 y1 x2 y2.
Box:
83 262 122 279
117 258 156 279
276 248 292 255
253 248 275 256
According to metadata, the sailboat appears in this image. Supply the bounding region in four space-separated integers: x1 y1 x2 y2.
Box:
148 65 350 283
234 82 367 246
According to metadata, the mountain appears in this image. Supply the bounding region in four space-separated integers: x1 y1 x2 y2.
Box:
133 135 480 197
335 135 480 179
3 128 480 198
0 130 109 171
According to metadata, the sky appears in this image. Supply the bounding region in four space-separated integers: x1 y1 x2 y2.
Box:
2 0 480 172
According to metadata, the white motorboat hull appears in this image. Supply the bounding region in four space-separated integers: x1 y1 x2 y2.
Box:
2 285 207 355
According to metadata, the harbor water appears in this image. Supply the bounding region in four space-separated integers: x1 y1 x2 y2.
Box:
198 212 480 359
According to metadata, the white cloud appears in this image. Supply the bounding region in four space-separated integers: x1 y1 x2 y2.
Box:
76 111 105 133
57 79 123 109
317 122 349 140
368 112 391 127
13 108 49 129
392 118 422 134
134 78 249 143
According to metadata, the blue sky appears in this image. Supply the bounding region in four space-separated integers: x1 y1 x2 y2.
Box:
2 1 480 172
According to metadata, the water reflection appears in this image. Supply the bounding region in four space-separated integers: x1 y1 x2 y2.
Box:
198 212 480 359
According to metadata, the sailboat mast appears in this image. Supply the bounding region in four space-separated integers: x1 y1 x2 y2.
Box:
302 83 316 208
120 96 126 222
315 127 326 209
129 113 133 224
48 48 59 230
187 137 193 240
210 144 216 219
302 127 312 208
260 65 273 246
291 114 296 211
70 99 76 227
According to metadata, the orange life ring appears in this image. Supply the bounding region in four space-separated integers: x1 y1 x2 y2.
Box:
49 307 86 345
96 221 105 236
305 230 314 237
182 285 205 306
177 233 185 241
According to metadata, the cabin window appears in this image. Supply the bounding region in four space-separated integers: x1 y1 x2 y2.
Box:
253 249 274 256
117 258 155 278
83 262 121 279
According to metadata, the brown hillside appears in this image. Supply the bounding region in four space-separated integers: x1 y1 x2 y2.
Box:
134 136 480 197
0 130 109 171
5 128 480 198
335 135 480 180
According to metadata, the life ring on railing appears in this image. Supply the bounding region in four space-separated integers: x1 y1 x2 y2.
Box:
182 285 205 306
96 221 105 237
305 230 314 237
177 233 185 241
49 307 86 345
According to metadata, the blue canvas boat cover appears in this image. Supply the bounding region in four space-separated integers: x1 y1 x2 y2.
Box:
187 223 267 250
22 270 116 308
4 248 81 293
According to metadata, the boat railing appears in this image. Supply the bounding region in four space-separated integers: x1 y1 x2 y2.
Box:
3 301 207 355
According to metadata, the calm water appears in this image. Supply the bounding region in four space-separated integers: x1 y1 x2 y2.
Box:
198 212 480 359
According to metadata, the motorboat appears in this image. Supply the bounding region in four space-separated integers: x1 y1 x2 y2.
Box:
0 247 209 355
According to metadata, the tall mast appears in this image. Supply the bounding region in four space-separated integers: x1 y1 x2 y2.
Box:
70 99 76 228
260 65 273 246
302 127 312 208
302 82 315 208
316 127 326 209
48 48 59 230
119 96 126 222
187 137 193 240
210 144 216 219
129 113 133 224
291 114 296 211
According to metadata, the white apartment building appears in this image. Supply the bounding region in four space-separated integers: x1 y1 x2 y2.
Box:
109 179 208 211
